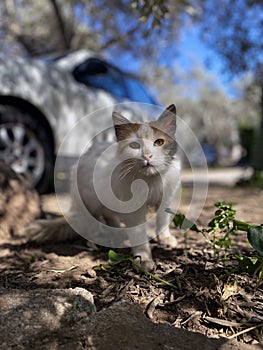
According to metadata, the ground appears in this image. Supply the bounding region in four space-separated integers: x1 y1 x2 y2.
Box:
0 168 263 349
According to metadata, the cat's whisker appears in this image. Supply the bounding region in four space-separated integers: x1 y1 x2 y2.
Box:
119 162 137 180
119 170 131 180
131 165 138 181
119 159 145 181
119 167 132 180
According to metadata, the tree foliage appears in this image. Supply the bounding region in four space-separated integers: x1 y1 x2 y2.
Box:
199 0 263 77
199 0 263 168
0 0 201 59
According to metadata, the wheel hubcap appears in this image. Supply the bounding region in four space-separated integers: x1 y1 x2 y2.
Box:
0 123 45 186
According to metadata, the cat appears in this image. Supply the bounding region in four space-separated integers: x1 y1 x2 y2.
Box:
27 104 181 271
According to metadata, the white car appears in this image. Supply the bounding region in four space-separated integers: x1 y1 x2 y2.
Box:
0 50 157 192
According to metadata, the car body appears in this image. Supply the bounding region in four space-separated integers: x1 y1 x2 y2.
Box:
0 50 158 192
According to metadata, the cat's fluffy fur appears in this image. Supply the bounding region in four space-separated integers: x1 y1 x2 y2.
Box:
26 105 181 270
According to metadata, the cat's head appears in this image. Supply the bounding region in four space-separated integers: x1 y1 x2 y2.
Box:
112 105 177 177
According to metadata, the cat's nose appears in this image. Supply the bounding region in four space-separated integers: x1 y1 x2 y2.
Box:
143 154 152 166
144 154 152 160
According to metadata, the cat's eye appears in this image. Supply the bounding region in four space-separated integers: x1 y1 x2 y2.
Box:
154 138 164 147
129 141 141 149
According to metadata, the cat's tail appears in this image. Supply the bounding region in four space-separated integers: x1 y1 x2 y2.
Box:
24 216 77 243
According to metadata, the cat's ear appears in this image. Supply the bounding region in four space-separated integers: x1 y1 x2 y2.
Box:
151 104 177 136
112 111 131 126
112 112 138 142
164 104 177 116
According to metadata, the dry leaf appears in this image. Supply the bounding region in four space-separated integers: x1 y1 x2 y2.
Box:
221 280 238 301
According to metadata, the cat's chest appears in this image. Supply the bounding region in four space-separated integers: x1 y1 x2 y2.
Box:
146 185 163 208
116 175 164 209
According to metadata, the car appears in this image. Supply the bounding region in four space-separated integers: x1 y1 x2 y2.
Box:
0 50 158 193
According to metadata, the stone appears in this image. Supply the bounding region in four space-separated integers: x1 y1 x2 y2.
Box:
0 290 260 350
0 160 41 239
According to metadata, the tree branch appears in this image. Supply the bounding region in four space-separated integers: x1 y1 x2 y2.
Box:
49 0 71 50
100 24 140 50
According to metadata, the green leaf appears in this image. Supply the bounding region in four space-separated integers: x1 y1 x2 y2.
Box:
235 255 261 274
93 264 112 271
172 213 185 227
166 209 199 232
247 226 263 257
92 250 180 290
108 250 132 264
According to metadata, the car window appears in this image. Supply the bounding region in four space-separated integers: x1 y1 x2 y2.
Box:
73 58 127 98
125 77 156 104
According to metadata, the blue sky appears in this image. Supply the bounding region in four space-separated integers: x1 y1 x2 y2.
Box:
175 26 234 96
109 24 235 98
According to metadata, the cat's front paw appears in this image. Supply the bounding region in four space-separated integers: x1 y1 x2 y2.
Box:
159 235 178 249
132 243 154 271
135 258 155 272
141 258 155 272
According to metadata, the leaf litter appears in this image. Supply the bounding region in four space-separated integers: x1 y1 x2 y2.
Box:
0 187 263 346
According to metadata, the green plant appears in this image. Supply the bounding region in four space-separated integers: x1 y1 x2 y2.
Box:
204 202 238 260
254 171 263 189
171 202 263 285
93 250 177 289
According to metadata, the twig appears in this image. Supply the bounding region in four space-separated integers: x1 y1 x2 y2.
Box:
50 265 78 273
115 279 134 301
132 259 178 289
181 311 203 325
146 294 164 319
204 316 242 328
227 323 263 339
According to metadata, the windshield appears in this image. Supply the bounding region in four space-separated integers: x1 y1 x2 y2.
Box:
125 77 157 105
40 52 158 105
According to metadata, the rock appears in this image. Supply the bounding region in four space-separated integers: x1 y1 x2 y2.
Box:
0 160 41 239
0 287 96 349
0 290 259 350
78 302 260 350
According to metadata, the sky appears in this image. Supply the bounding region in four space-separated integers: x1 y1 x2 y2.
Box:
110 24 235 99
173 26 234 96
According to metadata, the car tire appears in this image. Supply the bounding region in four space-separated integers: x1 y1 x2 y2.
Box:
0 104 54 193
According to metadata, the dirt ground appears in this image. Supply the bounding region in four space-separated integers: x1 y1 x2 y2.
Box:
1 171 263 348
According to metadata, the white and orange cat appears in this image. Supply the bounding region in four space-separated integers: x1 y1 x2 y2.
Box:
27 105 181 270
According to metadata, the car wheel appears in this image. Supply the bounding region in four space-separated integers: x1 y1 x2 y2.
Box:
0 104 54 193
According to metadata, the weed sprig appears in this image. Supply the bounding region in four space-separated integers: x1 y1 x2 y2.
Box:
94 249 178 289
171 202 263 286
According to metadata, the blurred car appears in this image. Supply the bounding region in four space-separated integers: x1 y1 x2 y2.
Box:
201 141 217 166
0 50 158 192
